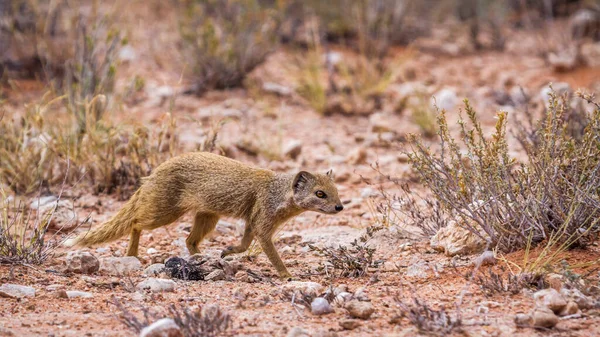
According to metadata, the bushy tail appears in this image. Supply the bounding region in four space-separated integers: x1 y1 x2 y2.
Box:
65 190 141 248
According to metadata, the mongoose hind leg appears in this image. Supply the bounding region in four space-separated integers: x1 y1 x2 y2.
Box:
126 228 142 256
186 212 219 255
221 225 254 258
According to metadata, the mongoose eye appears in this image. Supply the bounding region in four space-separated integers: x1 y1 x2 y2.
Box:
315 190 327 199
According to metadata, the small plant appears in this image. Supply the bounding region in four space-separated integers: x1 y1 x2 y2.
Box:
114 298 231 337
0 185 83 265
0 94 181 198
308 225 384 278
392 297 462 336
470 266 544 297
406 89 600 258
179 0 281 95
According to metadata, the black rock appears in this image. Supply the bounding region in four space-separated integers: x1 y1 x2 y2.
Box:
164 257 205 281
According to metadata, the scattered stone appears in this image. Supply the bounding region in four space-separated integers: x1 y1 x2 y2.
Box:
405 260 429 279
559 301 579 317
286 327 310 337
532 307 559 329
147 248 158 255
548 45 579 72
46 284 64 292
100 256 142 276
514 313 533 327
432 88 458 112
235 271 251 283
353 287 369 301
137 278 176 293
96 247 110 254
0 284 35 299
311 297 334 315
262 82 292 96
345 300 374 320
118 45 136 62
205 270 226 281
339 319 361 330
545 274 563 291
369 112 393 133
283 140 303 160
533 288 567 314
64 251 100 274
57 290 93 299
282 281 323 298
346 147 367 165
332 292 354 307
472 251 496 267
140 318 183 337
143 263 166 277
29 196 77 232
430 220 486 256
539 82 571 107
561 288 595 310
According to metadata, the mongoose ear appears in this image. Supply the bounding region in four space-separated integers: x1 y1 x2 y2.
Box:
293 171 314 193
326 169 334 179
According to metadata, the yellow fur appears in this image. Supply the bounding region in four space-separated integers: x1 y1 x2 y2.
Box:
70 152 343 279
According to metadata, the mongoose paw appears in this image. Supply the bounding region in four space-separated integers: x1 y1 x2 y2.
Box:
221 246 234 258
279 273 294 281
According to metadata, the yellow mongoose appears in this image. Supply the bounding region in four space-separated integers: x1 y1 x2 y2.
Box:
68 152 343 279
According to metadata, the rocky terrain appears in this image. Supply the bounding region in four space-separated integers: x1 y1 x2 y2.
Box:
1 1 600 336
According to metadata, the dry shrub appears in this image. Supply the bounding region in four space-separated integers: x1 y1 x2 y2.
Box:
293 24 399 116
308 225 384 278
283 0 430 56
114 298 231 337
179 0 281 95
470 266 544 297
392 297 462 336
0 95 180 198
406 89 600 255
0 184 85 265
0 0 123 128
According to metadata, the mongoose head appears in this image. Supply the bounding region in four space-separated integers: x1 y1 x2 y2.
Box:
292 170 343 214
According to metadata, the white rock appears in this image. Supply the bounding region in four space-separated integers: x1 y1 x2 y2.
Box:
262 82 292 96
64 251 100 274
147 248 158 255
430 220 486 256
61 290 93 299
432 88 458 112
560 288 595 310
96 248 110 254
332 292 353 307
514 313 533 326
405 260 429 279
311 297 334 315
282 281 323 298
0 284 36 298
140 318 183 337
118 45 136 62
534 288 567 314
539 82 571 107
143 263 166 277
282 140 303 160
100 256 142 276
346 147 367 165
369 112 393 133
137 278 176 293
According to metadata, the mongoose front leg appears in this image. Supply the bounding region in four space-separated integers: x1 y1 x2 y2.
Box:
126 228 142 256
258 237 292 280
221 224 254 258
186 212 219 255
